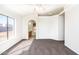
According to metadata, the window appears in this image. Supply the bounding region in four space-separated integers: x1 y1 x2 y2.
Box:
0 15 7 41
8 17 15 39
0 14 15 42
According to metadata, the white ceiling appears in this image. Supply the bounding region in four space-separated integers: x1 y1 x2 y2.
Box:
2 4 64 16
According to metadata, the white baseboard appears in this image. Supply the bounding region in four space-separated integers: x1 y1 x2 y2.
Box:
65 44 78 54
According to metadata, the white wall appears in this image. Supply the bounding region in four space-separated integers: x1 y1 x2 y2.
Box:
58 15 64 40
37 16 64 40
65 5 79 54
22 12 38 39
22 10 64 40
0 5 23 54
